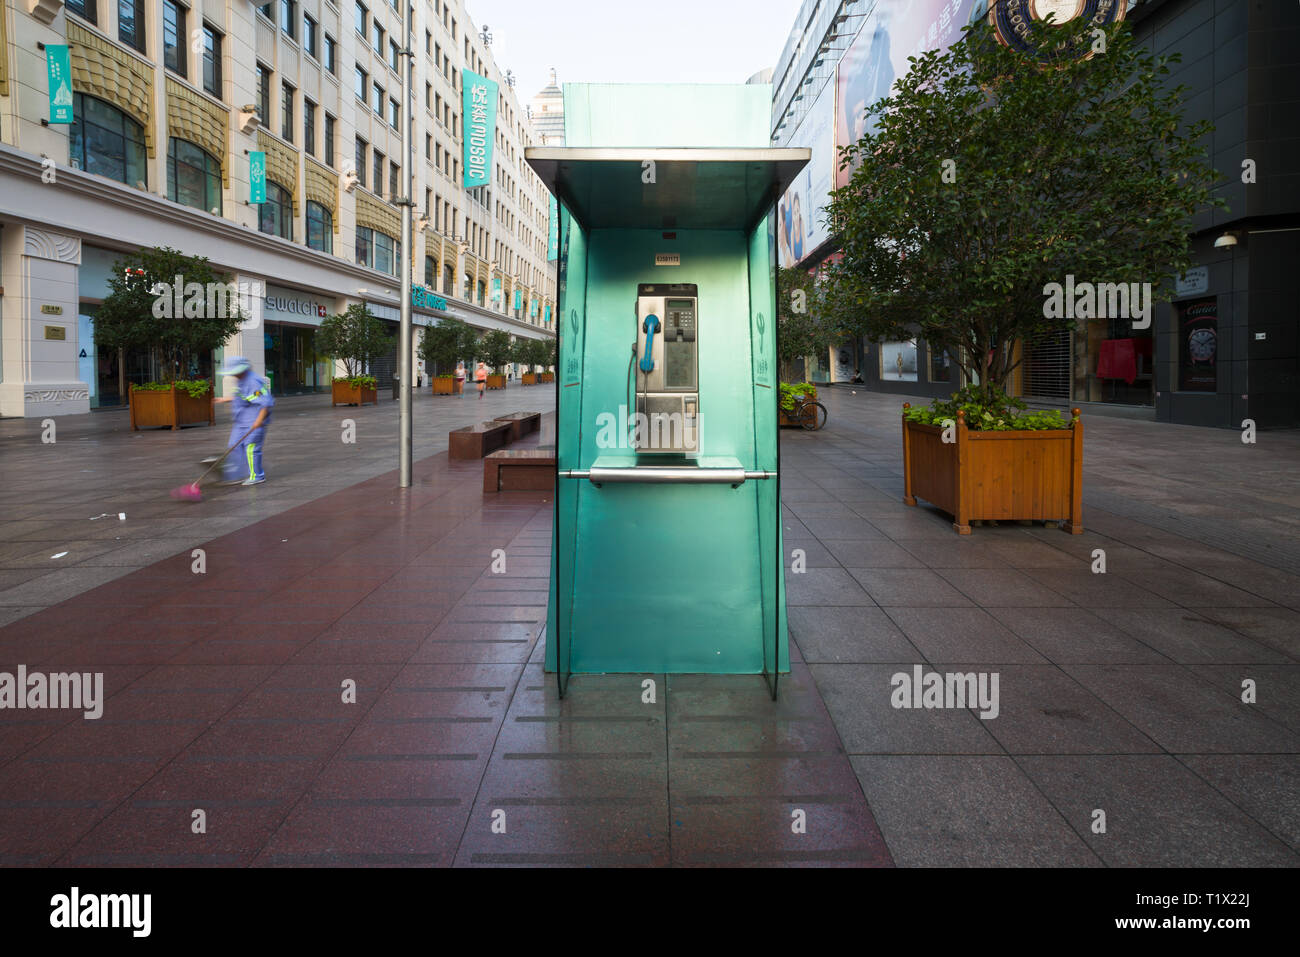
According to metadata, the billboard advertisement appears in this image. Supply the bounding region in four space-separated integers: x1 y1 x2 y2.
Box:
462 69 497 189
776 81 834 268
835 0 978 189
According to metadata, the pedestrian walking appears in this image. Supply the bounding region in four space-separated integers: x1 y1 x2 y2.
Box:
474 361 488 399
455 360 466 399
214 356 274 485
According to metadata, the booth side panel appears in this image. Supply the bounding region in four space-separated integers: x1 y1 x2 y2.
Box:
545 207 589 676
749 217 791 677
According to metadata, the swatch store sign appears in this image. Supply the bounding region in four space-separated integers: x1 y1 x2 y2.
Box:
263 286 329 326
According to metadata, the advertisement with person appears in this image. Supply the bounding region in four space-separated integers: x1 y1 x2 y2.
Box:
880 340 919 381
777 83 835 268
835 0 978 189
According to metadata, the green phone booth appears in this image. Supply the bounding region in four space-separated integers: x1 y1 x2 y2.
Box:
529 84 809 697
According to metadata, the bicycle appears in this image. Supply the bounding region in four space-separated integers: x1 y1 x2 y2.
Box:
782 393 828 431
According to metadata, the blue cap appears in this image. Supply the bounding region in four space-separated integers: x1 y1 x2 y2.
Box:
219 356 251 376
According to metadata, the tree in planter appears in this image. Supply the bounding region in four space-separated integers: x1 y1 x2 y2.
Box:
776 265 838 382
823 17 1223 413
93 246 245 396
479 329 514 376
314 304 391 386
419 317 470 378
510 337 537 377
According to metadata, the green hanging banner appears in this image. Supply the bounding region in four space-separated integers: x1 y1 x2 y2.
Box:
249 151 267 204
46 45 74 124
513 288 522 311
547 195 559 261
462 69 497 189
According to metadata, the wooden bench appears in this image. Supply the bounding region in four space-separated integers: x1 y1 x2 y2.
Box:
492 411 541 443
483 448 556 492
449 420 512 459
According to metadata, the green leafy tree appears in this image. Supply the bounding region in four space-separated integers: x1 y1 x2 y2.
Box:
419 318 470 376
545 336 557 371
479 329 514 374
315 304 391 379
457 324 482 366
93 246 245 385
824 18 1223 401
777 266 838 379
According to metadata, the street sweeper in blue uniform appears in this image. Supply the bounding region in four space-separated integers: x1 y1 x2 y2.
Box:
215 356 274 485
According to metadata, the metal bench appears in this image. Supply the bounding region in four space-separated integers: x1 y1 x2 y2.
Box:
483 448 557 491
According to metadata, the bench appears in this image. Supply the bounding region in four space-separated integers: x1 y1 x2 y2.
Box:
483 448 557 492
492 411 541 443
449 420 512 459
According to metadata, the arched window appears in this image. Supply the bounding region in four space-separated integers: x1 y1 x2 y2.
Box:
70 93 147 188
424 255 437 288
306 201 332 253
442 263 454 295
167 137 222 215
258 181 293 240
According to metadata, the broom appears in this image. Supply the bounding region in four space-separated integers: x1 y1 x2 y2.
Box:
170 423 260 502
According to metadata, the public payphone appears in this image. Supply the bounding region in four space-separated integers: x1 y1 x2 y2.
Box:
633 282 699 454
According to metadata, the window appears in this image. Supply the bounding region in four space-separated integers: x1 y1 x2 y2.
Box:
425 133 432 159
281 82 295 142
118 0 144 51
324 35 337 74
373 150 384 194
443 263 453 293
257 65 272 126
70 93 147 187
202 26 222 98
356 226 398 276
372 83 384 116
390 161 400 197
167 137 222 215
435 143 441 171
303 14 318 57
306 201 333 253
354 66 367 101
389 40 401 73
355 137 367 186
279 0 296 40
324 114 336 166
163 2 185 75
66 0 96 23
373 22 384 54
303 99 316 155
258 181 293 240
388 98 399 130
425 83 432 110
425 30 431 55
354 1 366 35
424 256 436 287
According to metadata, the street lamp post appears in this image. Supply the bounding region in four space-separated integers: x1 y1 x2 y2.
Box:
398 0 414 487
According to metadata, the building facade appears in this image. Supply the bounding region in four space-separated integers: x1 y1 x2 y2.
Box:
769 0 1299 427
0 0 556 417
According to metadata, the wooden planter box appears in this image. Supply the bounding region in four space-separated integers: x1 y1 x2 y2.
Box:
521 373 538 386
129 383 214 430
332 380 378 407
486 374 507 390
901 405 1083 535
539 372 554 383
432 376 462 395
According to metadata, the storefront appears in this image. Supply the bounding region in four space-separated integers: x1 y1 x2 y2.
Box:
261 285 334 395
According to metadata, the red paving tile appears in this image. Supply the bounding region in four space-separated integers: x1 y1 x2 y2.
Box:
0 422 892 867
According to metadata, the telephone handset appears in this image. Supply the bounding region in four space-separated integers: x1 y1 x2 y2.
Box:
639 314 659 373
634 283 699 454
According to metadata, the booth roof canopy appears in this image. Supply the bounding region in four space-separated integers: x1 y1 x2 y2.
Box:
524 148 811 232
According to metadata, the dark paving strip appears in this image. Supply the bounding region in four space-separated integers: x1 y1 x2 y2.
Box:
309 798 462 808
258 853 446 866
502 752 657 760
469 852 657 865
341 753 480 761
70 854 246 865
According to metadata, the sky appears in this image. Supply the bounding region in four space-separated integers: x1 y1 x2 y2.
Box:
464 0 803 103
